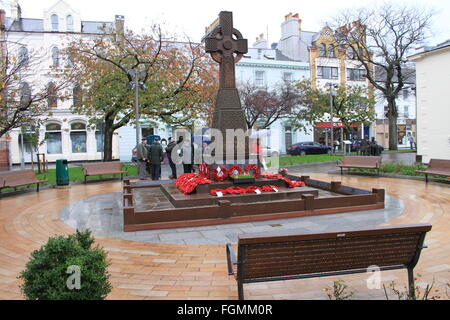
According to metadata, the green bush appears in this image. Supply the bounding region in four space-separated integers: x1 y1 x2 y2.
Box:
19 230 112 300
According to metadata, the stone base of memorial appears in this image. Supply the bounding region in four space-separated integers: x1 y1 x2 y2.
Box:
122 175 385 232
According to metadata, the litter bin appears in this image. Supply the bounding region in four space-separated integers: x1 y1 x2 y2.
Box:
56 159 69 186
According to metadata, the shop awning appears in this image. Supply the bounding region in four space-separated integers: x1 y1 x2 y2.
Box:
315 122 359 128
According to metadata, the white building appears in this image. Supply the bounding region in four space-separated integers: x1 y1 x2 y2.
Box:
409 40 450 163
3 0 122 164
235 48 312 154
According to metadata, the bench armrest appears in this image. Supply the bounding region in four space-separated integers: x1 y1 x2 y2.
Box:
226 243 237 276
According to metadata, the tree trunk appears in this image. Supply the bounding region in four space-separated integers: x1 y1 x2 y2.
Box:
103 118 115 162
387 97 398 151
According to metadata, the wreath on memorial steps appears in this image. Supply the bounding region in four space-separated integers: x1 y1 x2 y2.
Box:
228 165 244 176
244 164 260 179
198 162 210 178
212 165 229 182
261 172 305 188
174 173 212 195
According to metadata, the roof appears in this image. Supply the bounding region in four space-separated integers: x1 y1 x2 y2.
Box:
374 65 416 84
81 21 113 34
5 17 112 34
408 39 450 60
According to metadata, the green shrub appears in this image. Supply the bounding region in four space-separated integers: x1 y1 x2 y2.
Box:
19 230 112 300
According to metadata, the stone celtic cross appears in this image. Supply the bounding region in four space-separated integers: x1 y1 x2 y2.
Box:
205 11 248 89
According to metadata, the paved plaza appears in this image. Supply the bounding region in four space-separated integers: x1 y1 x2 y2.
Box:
0 167 448 300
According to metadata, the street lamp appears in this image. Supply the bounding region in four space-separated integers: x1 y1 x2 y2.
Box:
326 82 338 153
127 69 146 146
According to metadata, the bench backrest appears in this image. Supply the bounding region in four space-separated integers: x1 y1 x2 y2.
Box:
341 156 381 167
428 159 450 171
82 161 122 174
0 169 37 186
236 224 431 281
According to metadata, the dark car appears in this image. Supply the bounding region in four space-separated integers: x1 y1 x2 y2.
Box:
287 142 332 156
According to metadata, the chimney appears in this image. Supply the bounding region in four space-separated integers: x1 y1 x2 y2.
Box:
253 33 268 49
0 10 5 31
115 15 125 34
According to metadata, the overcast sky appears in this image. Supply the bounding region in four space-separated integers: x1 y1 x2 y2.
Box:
2 0 450 46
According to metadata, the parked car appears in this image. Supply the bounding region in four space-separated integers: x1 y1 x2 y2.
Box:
286 142 332 156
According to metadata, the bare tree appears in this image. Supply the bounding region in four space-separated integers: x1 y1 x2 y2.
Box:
239 80 297 129
332 3 433 150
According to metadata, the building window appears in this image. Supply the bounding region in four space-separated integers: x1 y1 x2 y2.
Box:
347 47 354 59
404 106 409 118
47 82 57 108
95 123 105 153
328 45 335 58
51 47 59 67
66 15 74 31
45 123 62 154
18 46 29 66
403 89 409 99
317 66 338 79
357 47 363 58
319 44 326 57
255 71 265 87
70 122 87 153
72 84 81 107
283 72 293 82
20 82 31 107
51 14 59 31
346 68 366 81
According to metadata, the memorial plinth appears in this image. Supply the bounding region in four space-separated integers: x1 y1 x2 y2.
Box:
121 11 385 232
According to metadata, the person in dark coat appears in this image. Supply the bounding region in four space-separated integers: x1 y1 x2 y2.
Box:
148 138 163 180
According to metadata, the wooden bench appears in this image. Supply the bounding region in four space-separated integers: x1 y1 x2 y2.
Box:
0 169 47 193
226 223 432 300
337 156 382 175
416 159 450 183
81 161 127 183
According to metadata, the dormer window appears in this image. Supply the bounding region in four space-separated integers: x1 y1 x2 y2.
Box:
328 45 335 58
66 15 74 32
51 14 59 31
319 44 326 57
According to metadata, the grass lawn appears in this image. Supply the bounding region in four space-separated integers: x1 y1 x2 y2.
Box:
1 164 138 193
267 154 343 167
349 163 449 181
350 163 426 176
383 149 416 153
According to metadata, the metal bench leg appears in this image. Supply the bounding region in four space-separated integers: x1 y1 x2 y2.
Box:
407 267 416 299
37 184 39 192
340 167 343 175
84 175 87 184
237 281 244 300
425 174 428 183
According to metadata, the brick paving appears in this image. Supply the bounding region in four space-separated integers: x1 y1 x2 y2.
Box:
0 172 449 300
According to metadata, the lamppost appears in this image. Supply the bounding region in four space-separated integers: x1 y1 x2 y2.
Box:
127 69 146 146
326 82 338 153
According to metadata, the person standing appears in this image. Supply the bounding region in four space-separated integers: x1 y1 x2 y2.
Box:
407 133 415 150
166 137 177 179
136 137 149 180
148 138 163 180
